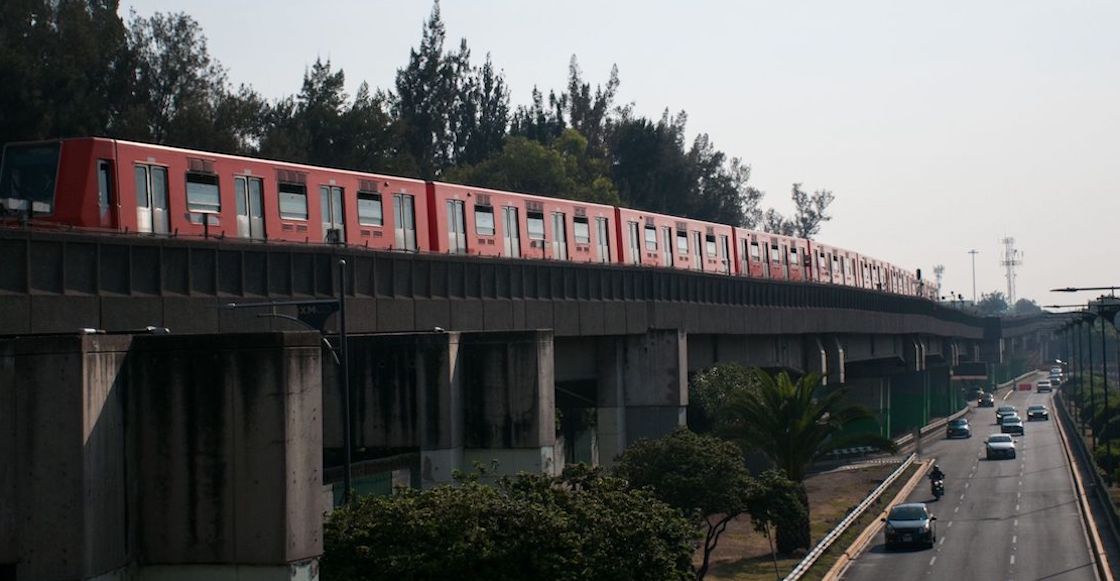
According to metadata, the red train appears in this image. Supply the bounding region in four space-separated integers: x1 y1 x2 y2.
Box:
0 137 937 299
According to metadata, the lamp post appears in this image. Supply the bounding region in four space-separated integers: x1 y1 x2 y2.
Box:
1091 297 1120 463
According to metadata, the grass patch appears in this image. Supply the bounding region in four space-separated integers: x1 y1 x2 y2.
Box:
700 463 914 581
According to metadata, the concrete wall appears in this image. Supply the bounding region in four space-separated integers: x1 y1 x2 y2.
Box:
0 332 324 581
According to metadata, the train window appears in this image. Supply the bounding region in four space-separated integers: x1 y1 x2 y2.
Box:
0 142 59 214
527 211 545 240
475 205 495 235
97 161 113 215
676 230 688 254
789 248 799 264
750 242 761 261
358 192 383 226
644 225 657 250
770 245 780 262
706 234 717 257
574 216 591 244
278 183 308 220
185 172 220 213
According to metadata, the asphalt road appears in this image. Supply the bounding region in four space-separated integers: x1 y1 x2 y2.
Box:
842 372 1099 581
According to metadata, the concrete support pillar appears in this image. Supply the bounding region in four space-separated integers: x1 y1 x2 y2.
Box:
889 370 931 437
0 332 324 581
417 333 463 488
460 331 557 478
596 330 687 465
824 336 846 384
839 376 889 438
805 336 827 378
928 365 953 418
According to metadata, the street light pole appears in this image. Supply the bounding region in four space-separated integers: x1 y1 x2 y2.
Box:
1087 315 1097 451
968 249 979 303
339 259 352 504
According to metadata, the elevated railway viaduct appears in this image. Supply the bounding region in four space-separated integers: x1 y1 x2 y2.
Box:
0 228 1005 579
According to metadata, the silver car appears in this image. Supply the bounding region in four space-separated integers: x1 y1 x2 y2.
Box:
882 502 937 548
986 433 1017 459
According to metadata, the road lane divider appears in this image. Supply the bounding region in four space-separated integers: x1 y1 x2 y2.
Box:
818 458 932 581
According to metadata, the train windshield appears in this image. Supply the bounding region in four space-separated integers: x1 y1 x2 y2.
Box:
0 142 60 215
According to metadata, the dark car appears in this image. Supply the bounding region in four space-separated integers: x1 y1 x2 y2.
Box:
1001 414 1025 435
979 392 995 407
883 502 937 548
946 418 972 438
996 405 1017 423
1027 405 1050 421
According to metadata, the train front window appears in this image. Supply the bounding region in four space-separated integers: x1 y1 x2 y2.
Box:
0 142 60 214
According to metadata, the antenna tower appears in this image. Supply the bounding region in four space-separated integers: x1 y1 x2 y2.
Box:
999 237 1022 304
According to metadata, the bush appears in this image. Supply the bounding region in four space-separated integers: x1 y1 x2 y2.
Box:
323 464 696 581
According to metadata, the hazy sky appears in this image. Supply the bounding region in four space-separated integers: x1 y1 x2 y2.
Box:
120 0 1120 306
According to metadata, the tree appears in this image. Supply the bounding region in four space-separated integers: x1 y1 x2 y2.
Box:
0 0 129 145
976 291 1010 315
688 363 753 433
323 464 696 581
1012 298 1042 316
719 369 895 553
747 470 807 578
789 183 835 239
444 129 619 205
763 208 795 236
617 429 760 581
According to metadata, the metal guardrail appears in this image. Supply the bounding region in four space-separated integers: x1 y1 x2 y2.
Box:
785 452 917 581
1055 391 1120 576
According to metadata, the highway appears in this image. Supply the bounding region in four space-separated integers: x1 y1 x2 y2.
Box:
842 372 1099 581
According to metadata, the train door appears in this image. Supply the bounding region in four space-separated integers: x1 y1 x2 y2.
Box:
719 235 730 274
321 186 345 243
393 193 417 251
692 231 703 271
662 227 673 267
133 165 169 234
97 160 115 229
446 199 467 254
627 222 641 265
235 176 265 240
552 212 568 259
503 206 520 258
780 243 790 279
595 217 610 263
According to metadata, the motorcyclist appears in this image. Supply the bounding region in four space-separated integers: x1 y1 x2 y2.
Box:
929 465 946 491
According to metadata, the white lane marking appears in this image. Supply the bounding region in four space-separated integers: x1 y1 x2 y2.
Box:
1017 492 1022 499
954 506 960 513
1016 503 1020 511
960 494 966 500
930 556 938 566
1018 480 1022 486
1011 555 1016 565
965 482 970 489
1014 519 1018 526
1012 535 1017 544
947 521 953 528
939 537 946 546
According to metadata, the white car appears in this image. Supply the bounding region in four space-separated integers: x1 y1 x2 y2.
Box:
986 434 1016 460
1037 380 1052 393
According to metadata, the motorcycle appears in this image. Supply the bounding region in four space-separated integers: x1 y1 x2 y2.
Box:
931 479 945 500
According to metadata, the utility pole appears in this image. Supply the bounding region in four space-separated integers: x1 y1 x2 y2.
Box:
968 249 979 303
999 238 1022 305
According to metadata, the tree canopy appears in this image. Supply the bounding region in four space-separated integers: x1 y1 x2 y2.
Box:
1 0 841 234
323 464 696 581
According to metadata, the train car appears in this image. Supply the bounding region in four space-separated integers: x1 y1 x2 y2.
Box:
0 137 432 251
0 136 939 301
615 207 733 273
426 181 616 263
732 229 810 281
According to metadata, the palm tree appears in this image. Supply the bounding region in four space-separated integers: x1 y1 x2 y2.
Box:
720 369 895 553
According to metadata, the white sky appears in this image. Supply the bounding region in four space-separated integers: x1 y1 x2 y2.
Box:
120 0 1120 305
